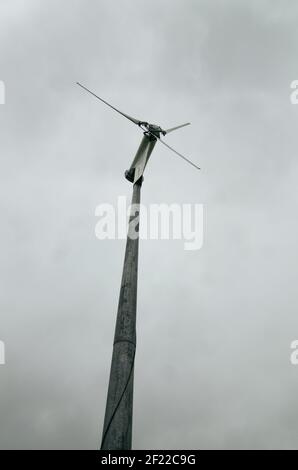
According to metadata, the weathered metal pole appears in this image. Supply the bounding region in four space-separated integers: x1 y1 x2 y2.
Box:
101 178 143 450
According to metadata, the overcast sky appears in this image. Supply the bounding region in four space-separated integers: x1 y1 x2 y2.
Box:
1 0 298 450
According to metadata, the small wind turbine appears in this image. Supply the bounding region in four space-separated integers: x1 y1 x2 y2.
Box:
77 82 200 450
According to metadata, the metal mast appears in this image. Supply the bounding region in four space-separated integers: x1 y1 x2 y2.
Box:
101 177 142 450
100 131 157 449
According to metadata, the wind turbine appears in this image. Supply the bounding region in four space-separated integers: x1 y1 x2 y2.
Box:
77 82 200 450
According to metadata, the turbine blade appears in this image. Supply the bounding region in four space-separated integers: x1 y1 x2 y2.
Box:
158 137 200 170
76 82 142 126
143 127 200 170
164 122 191 134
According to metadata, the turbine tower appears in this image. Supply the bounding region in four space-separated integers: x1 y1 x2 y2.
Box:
77 82 200 450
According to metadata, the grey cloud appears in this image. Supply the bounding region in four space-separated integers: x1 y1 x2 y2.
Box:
1 0 298 449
